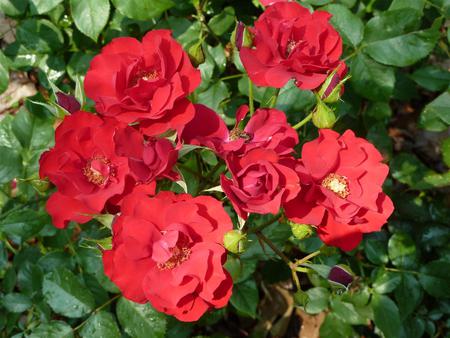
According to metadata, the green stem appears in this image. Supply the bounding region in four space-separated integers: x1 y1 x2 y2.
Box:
73 294 121 332
248 77 255 115
4 239 17 254
220 73 244 81
248 214 280 234
268 88 280 108
292 113 313 130
295 250 321 266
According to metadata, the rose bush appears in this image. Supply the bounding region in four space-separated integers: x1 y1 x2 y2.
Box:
1 0 448 336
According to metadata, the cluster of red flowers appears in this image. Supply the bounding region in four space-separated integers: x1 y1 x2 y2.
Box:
39 2 393 322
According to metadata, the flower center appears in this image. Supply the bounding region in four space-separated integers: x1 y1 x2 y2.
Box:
286 39 298 57
321 173 350 198
130 69 160 86
82 156 116 186
157 245 191 270
229 128 252 141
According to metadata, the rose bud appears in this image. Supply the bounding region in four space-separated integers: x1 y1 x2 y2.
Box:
10 178 18 197
31 178 50 193
328 265 354 289
56 92 81 114
288 221 314 240
223 230 248 254
318 68 350 104
188 41 205 67
231 22 252 51
312 100 336 129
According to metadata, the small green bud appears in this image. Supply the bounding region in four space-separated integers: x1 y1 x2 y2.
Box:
312 100 336 129
288 221 314 240
188 42 205 67
223 230 248 254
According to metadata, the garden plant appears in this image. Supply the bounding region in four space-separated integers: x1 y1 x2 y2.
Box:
0 0 449 337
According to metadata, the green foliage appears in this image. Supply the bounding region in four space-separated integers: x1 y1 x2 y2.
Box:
0 0 449 336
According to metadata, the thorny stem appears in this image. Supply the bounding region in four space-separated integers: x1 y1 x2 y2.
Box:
292 112 313 130
73 294 121 332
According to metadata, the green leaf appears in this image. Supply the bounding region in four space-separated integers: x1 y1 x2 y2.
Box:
197 81 230 113
116 297 167 338
330 298 367 325
0 51 10 94
208 6 235 36
16 19 64 54
319 313 355 338
411 66 450 92
230 279 259 318
67 52 94 81
419 91 450 132
389 0 425 11
323 4 364 47
0 145 21 183
111 0 174 21
372 269 401 294
43 268 95 318
395 274 422 319
350 53 395 101
70 0 110 41
372 293 401 338
419 260 450 298
17 262 43 296
275 80 316 115
442 138 450 167
364 234 389 265
80 311 121 338
0 0 27 16
1 293 32 313
304 287 330 314
364 12 442 67
29 0 63 14
388 232 418 269
28 321 74 338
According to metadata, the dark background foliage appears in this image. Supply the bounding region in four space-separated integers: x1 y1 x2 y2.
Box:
0 0 449 337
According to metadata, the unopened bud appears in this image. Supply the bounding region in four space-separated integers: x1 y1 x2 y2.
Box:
231 22 252 51
288 221 314 239
318 69 349 104
10 178 18 197
188 42 205 67
56 92 81 114
328 264 354 290
223 230 248 254
312 100 336 129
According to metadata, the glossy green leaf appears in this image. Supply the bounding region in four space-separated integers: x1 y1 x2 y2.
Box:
80 311 121 338
0 0 27 16
419 91 450 132
116 297 167 338
319 313 355 338
395 274 423 319
16 19 64 53
28 321 74 338
372 293 401 338
0 51 10 94
70 0 110 41
304 287 330 314
350 53 395 101
389 0 425 11
373 269 402 294
411 66 450 92
29 0 63 14
388 232 418 269
230 279 259 318
43 268 95 318
330 298 367 325
208 6 235 36
323 4 364 47
419 260 450 298
0 145 21 183
111 0 174 21
1 293 32 313
197 81 230 113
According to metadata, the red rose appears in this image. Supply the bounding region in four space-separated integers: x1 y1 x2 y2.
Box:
259 0 288 7
240 2 346 90
84 30 200 136
221 148 300 219
114 126 179 183
283 129 394 251
182 104 298 158
39 112 130 228
102 191 233 322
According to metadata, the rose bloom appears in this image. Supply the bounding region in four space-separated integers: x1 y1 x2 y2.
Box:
182 104 298 158
102 191 233 321
84 30 201 136
259 0 288 7
283 130 394 251
221 148 300 219
114 126 179 183
240 2 346 90
39 112 130 228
